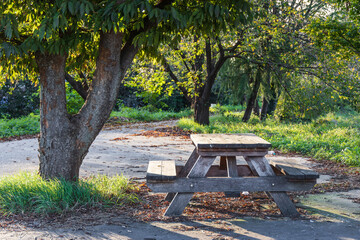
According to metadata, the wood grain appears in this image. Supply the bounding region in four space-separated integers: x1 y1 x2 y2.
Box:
191 134 271 149
148 177 316 193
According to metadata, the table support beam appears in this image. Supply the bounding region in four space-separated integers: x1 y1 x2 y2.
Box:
225 156 240 197
164 149 199 202
164 156 216 216
245 156 300 217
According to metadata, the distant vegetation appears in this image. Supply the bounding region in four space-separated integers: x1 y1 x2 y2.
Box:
0 108 192 138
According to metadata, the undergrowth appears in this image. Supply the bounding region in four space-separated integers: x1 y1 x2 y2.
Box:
0 173 138 215
0 113 40 138
0 108 191 138
110 107 191 122
178 111 360 167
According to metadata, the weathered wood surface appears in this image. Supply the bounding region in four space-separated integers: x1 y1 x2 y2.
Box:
164 156 216 216
148 177 316 193
225 156 240 197
191 134 271 149
198 150 268 157
270 159 319 180
146 161 176 182
165 149 199 202
245 156 300 217
176 165 254 177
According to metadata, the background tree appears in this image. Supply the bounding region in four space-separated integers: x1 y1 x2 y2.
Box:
0 0 250 180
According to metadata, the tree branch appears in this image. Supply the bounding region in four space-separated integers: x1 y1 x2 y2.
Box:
65 73 89 100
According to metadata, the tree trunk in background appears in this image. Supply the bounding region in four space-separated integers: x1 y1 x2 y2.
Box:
267 90 278 116
260 97 269 121
253 99 260 116
242 69 261 122
36 32 135 181
194 98 210 125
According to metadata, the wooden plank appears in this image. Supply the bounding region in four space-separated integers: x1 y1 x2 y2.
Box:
148 177 316 193
176 165 254 177
270 159 319 180
146 161 162 182
198 150 268 157
191 134 271 149
164 156 216 216
165 149 199 202
146 161 176 182
245 156 300 217
225 156 240 197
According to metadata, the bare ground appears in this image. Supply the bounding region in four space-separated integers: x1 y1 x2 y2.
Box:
0 120 360 240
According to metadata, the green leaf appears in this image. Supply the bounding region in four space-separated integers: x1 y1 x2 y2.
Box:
80 3 85 16
5 21 12 39
68 1 75 15
53 14 59 29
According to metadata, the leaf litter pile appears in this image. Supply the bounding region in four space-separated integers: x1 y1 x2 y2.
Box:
130 126 192 139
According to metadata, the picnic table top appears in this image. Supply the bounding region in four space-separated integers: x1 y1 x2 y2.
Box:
190 133 271 150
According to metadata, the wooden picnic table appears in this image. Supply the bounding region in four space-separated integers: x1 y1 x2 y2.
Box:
147 133 318 217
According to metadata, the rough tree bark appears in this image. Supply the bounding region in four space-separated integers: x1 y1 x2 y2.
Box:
36 32 137 180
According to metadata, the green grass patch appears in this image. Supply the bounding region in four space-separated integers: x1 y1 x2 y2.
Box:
0 108 192 138
110 107 191 122
0 172 138 215
178 111 360 167
0 113 40 138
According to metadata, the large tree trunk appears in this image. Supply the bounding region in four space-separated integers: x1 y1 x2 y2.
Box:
36 52 80 180
194 99 210 125
36 32 134 181
242 69 261 122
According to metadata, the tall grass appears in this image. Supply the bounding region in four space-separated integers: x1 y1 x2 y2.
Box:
178 111 360 166
0 173 138 215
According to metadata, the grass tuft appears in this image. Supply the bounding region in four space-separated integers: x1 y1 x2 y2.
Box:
0 172 138 215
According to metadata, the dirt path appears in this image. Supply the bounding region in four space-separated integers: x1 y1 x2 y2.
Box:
0 120 359 239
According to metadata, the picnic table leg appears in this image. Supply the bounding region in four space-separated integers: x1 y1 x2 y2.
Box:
164 149 199 202
245 156 300 217
224 156 240 197
219 156 227 170
164 156 216 216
